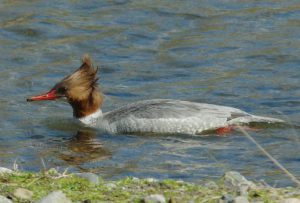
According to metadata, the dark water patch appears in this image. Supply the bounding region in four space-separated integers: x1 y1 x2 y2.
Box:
245 54 300 64
260 101 297 108
152 8 209 20
29 134 45 139
169 46 202 54
128 32 157 42
105 91 138 98
11 56 36 66
6 27 43 38
162 59 201 69
100 67 119 74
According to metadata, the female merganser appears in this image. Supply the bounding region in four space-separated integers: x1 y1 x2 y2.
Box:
27 55 284 135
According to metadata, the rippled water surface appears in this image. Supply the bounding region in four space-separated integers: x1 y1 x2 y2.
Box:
1 1 300 186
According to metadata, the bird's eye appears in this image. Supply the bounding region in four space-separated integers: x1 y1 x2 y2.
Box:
57 86 67 94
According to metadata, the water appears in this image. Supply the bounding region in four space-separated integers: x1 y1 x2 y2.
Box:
0 0 300 186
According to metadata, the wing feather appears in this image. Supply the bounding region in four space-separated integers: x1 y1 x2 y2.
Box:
104 99 247 123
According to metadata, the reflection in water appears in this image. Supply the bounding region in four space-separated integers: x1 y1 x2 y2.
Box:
59 130 111 167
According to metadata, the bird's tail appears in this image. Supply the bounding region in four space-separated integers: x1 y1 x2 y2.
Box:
228 114 285 125
248 115 285 123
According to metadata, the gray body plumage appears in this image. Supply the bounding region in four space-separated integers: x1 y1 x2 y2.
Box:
82 99 284 135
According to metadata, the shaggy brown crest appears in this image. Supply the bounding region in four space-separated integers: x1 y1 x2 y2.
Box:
55 54 99 100
60 55 104 118
27 55 104 118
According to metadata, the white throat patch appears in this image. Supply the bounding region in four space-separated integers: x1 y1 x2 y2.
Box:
78 109 102 127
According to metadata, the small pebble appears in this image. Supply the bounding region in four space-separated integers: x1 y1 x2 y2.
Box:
285 190 300 196
281 198 300 203
224 171 255 192
144 194 166 203
13 188 33 200
234 196 249 203
0 167 13 174
239 183 249 196
132 177 140 182
0 195 12 203
146 178 157 183
74 172 99 185
37 191 71 203
46 168 58 175
219 194 234 203
204 181 219 190
105 182 116 189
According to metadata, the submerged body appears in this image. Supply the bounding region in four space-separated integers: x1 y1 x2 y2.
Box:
27 55 284 135
79 99 283 135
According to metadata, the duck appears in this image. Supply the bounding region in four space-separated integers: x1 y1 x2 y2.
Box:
27 55 284 135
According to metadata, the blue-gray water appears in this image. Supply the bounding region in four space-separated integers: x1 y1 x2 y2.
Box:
0 1 300 186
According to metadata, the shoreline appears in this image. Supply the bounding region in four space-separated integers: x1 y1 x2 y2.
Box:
0 167 299 203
